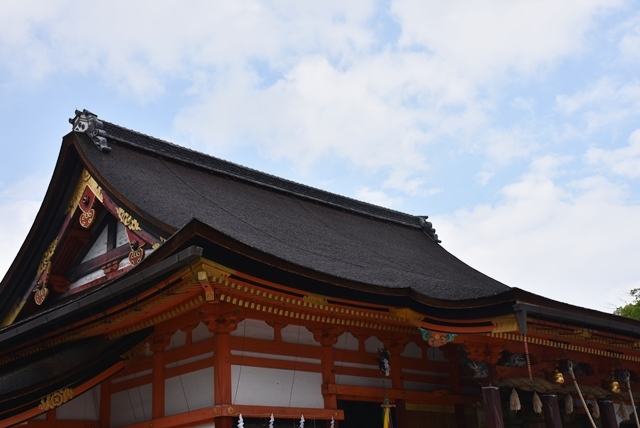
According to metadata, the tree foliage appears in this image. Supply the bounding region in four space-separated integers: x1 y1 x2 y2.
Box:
614 288 640 320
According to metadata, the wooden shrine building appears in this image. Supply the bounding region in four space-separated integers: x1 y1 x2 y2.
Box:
1 109 640 428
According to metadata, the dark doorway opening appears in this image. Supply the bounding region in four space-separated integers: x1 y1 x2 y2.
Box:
338 400 391 428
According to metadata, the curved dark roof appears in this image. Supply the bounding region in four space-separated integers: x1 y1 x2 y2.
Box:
0 328 151 420
77 116 510 301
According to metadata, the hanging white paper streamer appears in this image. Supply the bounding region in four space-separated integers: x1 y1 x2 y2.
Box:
532 392 543 414
619 401 630 421
238 414 244 428
269 413 274 428
565 394 573 414
330 416 335 428
510 389 521 411
299 415 305 428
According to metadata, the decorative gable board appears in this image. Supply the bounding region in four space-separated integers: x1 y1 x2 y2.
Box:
3 169 165 326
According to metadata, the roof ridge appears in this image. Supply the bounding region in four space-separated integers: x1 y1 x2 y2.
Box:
100 119 424 229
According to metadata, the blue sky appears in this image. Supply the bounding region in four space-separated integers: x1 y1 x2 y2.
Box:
1 1 639 313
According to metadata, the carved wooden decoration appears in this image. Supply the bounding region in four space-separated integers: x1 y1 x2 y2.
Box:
419 327 457 347
78 186 97 228
125 228 145 267
32 264 51 306
38 388 74 410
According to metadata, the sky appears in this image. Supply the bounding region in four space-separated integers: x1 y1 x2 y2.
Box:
0 1 639 313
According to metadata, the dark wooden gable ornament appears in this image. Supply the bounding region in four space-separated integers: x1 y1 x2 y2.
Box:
69 109 111 153
2 168 165 325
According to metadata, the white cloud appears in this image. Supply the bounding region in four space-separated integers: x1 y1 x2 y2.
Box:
556 78 640 133
476 171 494 186
0 176 48 279
617 11 640 63
0 1 376 99
391 0 621 82
436 155 640 312
355 187 403 208
173 54 480 194
587 129 640 178
484 127 538 165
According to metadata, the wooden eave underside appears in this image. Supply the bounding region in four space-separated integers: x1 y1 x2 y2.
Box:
6 253 640 371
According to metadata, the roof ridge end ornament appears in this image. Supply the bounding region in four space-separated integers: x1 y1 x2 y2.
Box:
419 216 441 243
69 109 111 153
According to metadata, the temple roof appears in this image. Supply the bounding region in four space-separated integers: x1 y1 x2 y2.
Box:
72 113 511 301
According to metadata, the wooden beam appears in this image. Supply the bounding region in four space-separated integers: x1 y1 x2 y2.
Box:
2 361 125 427
125 405 344 428
323 383 464 405
20 420 100 428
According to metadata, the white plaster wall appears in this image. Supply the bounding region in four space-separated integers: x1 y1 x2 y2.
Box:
110 383 152 427
116 222 128 247
165 367 214 416
111 369 152 385
82 226 109 262
165 328 187 350
231 319 273 340
192 321 214 342
334 332 358 351
401 342 422 359
56 385 100 420
364 336 384 353
281 325 318 346
335 374 391 389
68 268 105 292
231 365 323 408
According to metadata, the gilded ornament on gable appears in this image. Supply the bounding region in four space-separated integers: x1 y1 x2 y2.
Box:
116 207 141 231
38 388 74 410
128 247 145 266
79 209 95 228
151 237 167 250
37 237 58 276
67 170 103 214
33 281 49 306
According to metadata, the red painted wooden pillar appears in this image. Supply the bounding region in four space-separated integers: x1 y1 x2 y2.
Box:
541 394 562 428
312 328 342 428
100 378 111 427
388 338 409 428
205 305 241 428
149 332 172 420
598 400 618 428
482 386 505 428
443 345 466 428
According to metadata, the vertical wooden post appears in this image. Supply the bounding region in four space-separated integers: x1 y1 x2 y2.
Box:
598 400 618 428
100 378 111 427
482 386 505 428
541 394 562 428
204 304 242 428
443 344 466 428
387 338 409 428
312 327 342 427
149 332 173 420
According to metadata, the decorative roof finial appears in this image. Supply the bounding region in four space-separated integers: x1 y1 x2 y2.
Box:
69 109 111 153
419 216 441 243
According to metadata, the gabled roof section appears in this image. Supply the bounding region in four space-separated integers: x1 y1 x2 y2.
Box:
100 117 430 231
73 110 509 301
